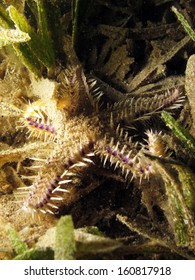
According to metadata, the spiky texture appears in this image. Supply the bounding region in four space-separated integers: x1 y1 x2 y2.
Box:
56 67 81 114
96 136 155 181
56 66 100 115
144 130 168 157
17 115 100 215
16 67 185 217
104 88 185 126
20 99 57 142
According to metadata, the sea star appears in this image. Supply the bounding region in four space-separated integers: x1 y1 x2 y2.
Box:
17 65 185 216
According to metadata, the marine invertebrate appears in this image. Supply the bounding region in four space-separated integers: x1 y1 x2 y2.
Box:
20 100 57 141
1 0 195 262
14 66 185 217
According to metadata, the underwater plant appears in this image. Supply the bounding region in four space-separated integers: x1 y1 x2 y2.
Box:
0 0 195 260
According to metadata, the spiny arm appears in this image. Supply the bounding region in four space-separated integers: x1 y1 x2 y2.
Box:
103 88 185 126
